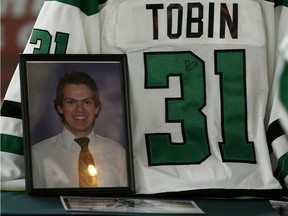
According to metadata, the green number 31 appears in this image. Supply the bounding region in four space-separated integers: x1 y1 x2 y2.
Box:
30 29 69 54
144 51 256 165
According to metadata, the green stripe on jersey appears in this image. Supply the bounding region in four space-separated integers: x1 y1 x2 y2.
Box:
278 0 288 7
279 62 288 111
263 0 288 7
278 152 288 180
1 134 23 155
48 0 106 16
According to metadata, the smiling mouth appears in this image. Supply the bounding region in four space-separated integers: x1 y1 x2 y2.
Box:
74 115 88 120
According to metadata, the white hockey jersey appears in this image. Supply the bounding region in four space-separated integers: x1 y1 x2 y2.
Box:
1 0 288 196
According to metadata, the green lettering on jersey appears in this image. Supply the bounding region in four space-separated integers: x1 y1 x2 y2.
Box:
54 32 69 54
48 0 106 16
145 52 210 165
30 29 69 54
215 50 256 163
145 50 256 165
30 29 51 54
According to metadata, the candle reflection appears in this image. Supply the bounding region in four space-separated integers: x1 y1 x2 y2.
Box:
88 165 98 187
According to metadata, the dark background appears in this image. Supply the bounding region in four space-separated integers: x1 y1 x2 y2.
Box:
1 0 45 101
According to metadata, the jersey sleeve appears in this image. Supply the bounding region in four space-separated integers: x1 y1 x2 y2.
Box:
267 17 288 189
0 0 105 191
266 2 288 190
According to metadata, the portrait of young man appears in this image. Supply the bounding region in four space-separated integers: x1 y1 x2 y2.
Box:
31 70 128 189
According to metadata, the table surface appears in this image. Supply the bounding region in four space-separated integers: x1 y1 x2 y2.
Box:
1 191 281 216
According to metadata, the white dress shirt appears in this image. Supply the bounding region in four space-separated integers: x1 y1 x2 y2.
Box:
32 128 127 188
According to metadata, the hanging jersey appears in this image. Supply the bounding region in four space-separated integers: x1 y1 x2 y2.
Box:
100 0 283 195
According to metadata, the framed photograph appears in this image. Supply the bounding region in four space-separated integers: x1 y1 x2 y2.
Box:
20 54 135 196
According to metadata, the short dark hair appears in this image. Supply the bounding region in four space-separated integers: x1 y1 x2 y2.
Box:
54 71 101 120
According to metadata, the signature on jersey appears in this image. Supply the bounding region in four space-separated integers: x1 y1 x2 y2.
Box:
185 59 199 71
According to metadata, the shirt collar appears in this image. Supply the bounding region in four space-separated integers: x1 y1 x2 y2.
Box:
60 128 96 150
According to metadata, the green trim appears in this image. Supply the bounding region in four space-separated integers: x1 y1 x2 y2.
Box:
278 0 288 7
276 0 288 7
278 152 288 179
47 0 107 16
262 0 288 7
0 134 23 155
279 62 288 111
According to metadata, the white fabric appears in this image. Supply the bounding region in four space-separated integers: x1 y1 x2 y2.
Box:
32 128 127 188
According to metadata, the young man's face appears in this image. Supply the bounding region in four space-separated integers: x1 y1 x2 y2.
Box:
57 84 100 137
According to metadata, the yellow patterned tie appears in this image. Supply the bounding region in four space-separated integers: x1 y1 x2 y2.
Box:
75 137 98 187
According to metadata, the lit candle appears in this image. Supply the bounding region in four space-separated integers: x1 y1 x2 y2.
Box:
88 165 98 187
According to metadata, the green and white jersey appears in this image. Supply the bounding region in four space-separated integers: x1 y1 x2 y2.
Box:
100 0 285 195
1 0 287 196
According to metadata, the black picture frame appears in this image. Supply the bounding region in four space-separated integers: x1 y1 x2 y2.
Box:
20 54 135 196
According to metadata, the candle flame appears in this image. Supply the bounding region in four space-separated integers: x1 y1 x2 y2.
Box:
88 165 97 177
